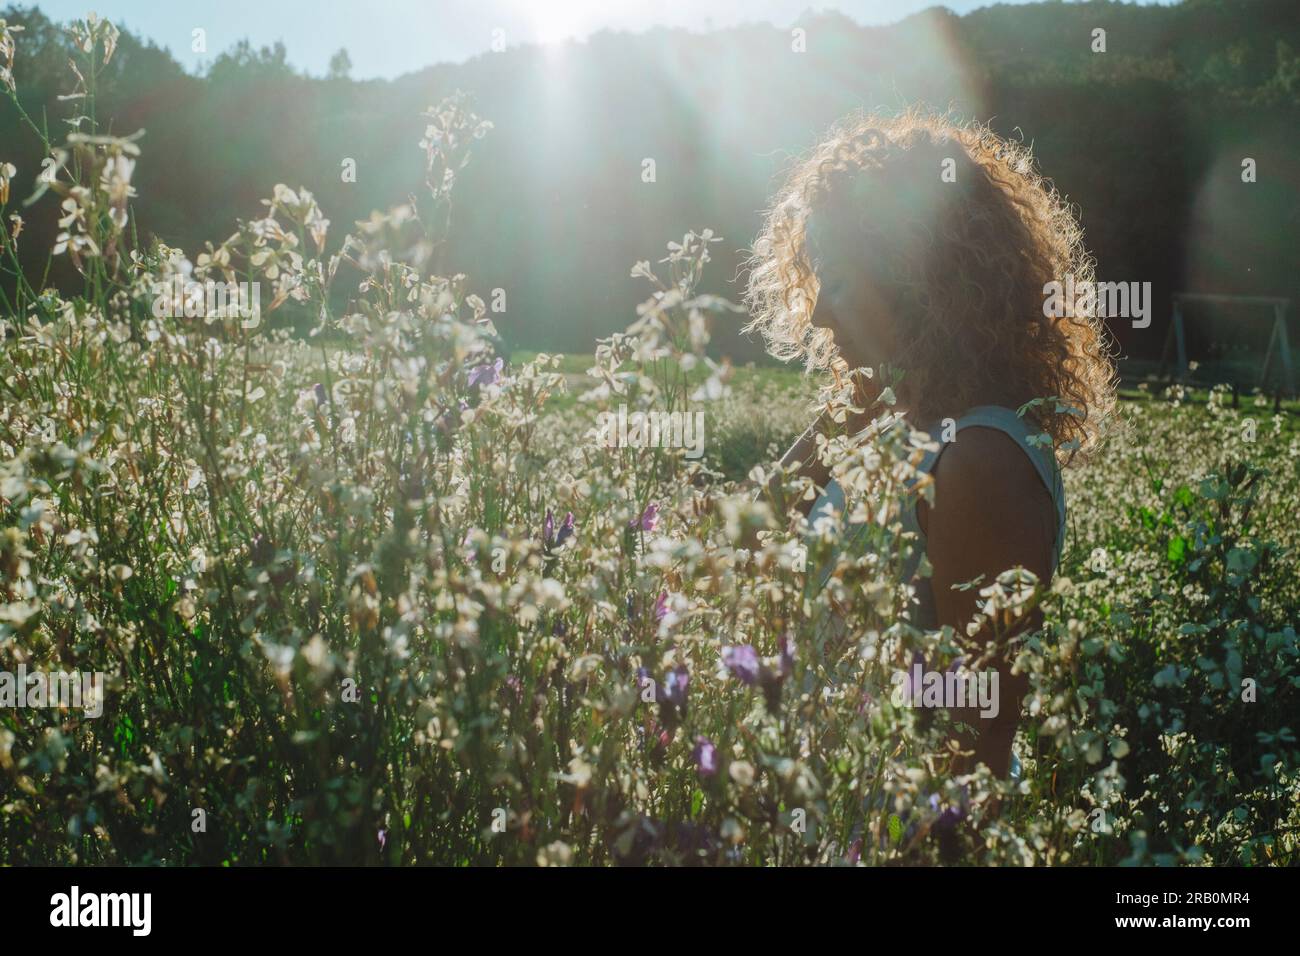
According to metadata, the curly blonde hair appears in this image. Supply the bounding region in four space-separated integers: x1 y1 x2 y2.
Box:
743 108 1116 461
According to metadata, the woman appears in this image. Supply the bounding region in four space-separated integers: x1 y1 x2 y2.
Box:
745 110 1116 778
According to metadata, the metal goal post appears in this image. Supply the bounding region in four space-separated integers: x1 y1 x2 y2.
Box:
1157 293 1295 397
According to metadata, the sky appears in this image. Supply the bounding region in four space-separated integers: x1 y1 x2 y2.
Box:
26 0 1178 80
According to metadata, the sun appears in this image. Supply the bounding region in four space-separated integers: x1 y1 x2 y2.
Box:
527 0 605 47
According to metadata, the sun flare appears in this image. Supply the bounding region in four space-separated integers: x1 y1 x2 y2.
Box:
527 0 605 46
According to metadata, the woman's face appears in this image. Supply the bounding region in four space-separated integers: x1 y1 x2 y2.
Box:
806 214 898 372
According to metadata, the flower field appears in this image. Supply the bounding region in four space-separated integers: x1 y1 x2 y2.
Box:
1 16 1297 866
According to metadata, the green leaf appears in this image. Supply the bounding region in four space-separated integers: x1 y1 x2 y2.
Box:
1154 664 1189 688
1226 547 1256 575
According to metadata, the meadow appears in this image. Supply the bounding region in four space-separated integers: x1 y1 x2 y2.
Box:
1 16 1297 866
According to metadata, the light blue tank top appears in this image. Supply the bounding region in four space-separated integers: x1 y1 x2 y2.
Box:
810 404 1067 630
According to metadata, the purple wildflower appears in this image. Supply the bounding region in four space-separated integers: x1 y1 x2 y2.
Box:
937 804 966 830
722 644 761 685
663 664 688 710
693 736 719 778
653 590 670 622
555 511 576 547
467 356 504 388
645 663 689 729
922 787 969 860
631 502 659 533
846 837 863 865
541 508 575 551
312 382 328 406
377 828 387 851
933 798 967 862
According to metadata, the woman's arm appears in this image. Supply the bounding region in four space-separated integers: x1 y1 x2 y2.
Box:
918 426 1057 777
767 414 833 519
765 373 883 520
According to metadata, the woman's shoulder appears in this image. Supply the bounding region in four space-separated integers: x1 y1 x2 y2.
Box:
920 424 1059 583
932 426 1052 495
918 425 1056 546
